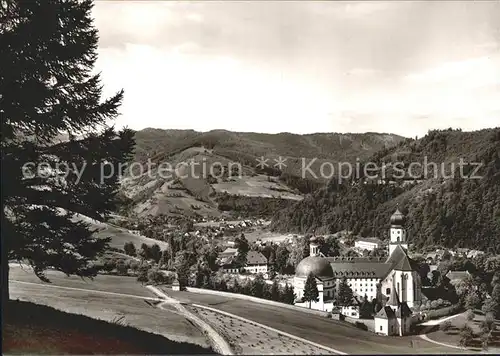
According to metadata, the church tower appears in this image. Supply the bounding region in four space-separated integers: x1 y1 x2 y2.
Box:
309 236 320 257
389 207 408 255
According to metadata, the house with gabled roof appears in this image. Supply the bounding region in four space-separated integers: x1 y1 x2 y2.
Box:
242 250 268 274
445 270 471 286
355 237 383 251
375 277 412 336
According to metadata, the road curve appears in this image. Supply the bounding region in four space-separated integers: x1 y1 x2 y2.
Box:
147 286 233 355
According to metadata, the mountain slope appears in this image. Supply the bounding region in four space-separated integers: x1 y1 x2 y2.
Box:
121 129 405 218
270 128 500 252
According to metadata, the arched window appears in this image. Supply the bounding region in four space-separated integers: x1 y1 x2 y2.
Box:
386 288 390 295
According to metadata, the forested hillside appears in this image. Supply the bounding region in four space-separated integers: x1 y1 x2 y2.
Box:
270 128 500 252
117 128 403 217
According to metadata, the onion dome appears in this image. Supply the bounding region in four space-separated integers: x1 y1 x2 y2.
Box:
390 208 405 225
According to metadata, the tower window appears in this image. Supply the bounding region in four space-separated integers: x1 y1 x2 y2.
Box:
386 288 390 295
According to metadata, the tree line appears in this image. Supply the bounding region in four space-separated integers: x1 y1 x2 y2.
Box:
270 128 500 253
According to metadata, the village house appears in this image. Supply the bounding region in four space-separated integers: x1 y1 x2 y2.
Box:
217 247 240 273
217 248 268 275
243 251 268 274
467 249 485 259
340 296 372 319
355 237 383 251
445 270 471 286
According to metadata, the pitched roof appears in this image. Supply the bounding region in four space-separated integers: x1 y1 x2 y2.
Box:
387 282 400 307
356 237 382 245
395 302 412 318
385 244 418 273
220 247 238 256
393 255 413 271
219 255 238 267
446 270 470 281
385 244 408 265
305 241 418 280
328 261 393 279
246 251 267 265
375 306 396 320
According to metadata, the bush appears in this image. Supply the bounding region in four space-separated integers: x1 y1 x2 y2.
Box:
480 314 495 332
124 242 137 257
423 303 461 321
458 324 474 347
130 261 140 273
355 321 368 331
440 320 452 332
116 261 128 276
480 330 492 351
147 269 166 285
466 309 475 321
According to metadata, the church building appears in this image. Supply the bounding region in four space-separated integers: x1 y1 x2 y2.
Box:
293 208 421 334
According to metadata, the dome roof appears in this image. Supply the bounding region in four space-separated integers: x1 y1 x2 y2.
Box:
295 256 334 278
390 208 405 225
309 236 318 243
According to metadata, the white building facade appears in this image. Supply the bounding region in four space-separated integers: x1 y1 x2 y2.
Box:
355 237 382 251
293 208 422 333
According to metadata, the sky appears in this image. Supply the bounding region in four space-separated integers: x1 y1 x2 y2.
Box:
92 0 500 138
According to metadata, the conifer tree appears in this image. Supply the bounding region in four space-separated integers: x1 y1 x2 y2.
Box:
234 233 249 266
150 243 161 264
270 279 280 301
303 272 319 308
337 276 354 311
1 0 135 304
124 242 137 257
283 283 295 304
159 249 170 268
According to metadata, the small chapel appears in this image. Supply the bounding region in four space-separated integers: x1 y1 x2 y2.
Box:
293 207 421 336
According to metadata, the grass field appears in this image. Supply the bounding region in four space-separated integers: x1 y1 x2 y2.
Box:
187 305 336 355
243 228 296 243
427 312 500 353
74 214 169 250
9 267 209 349
160 289 464 355
213 175 303 200
4 300 213 355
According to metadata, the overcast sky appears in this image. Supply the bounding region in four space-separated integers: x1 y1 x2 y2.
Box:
92 0 500 138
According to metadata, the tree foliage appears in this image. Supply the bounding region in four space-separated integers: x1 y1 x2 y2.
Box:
303 272 319 308
337 277 354 308
270 128 500 252
124 242 137 257
458 324 474 348
234 233 249 266
1 0 135 302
